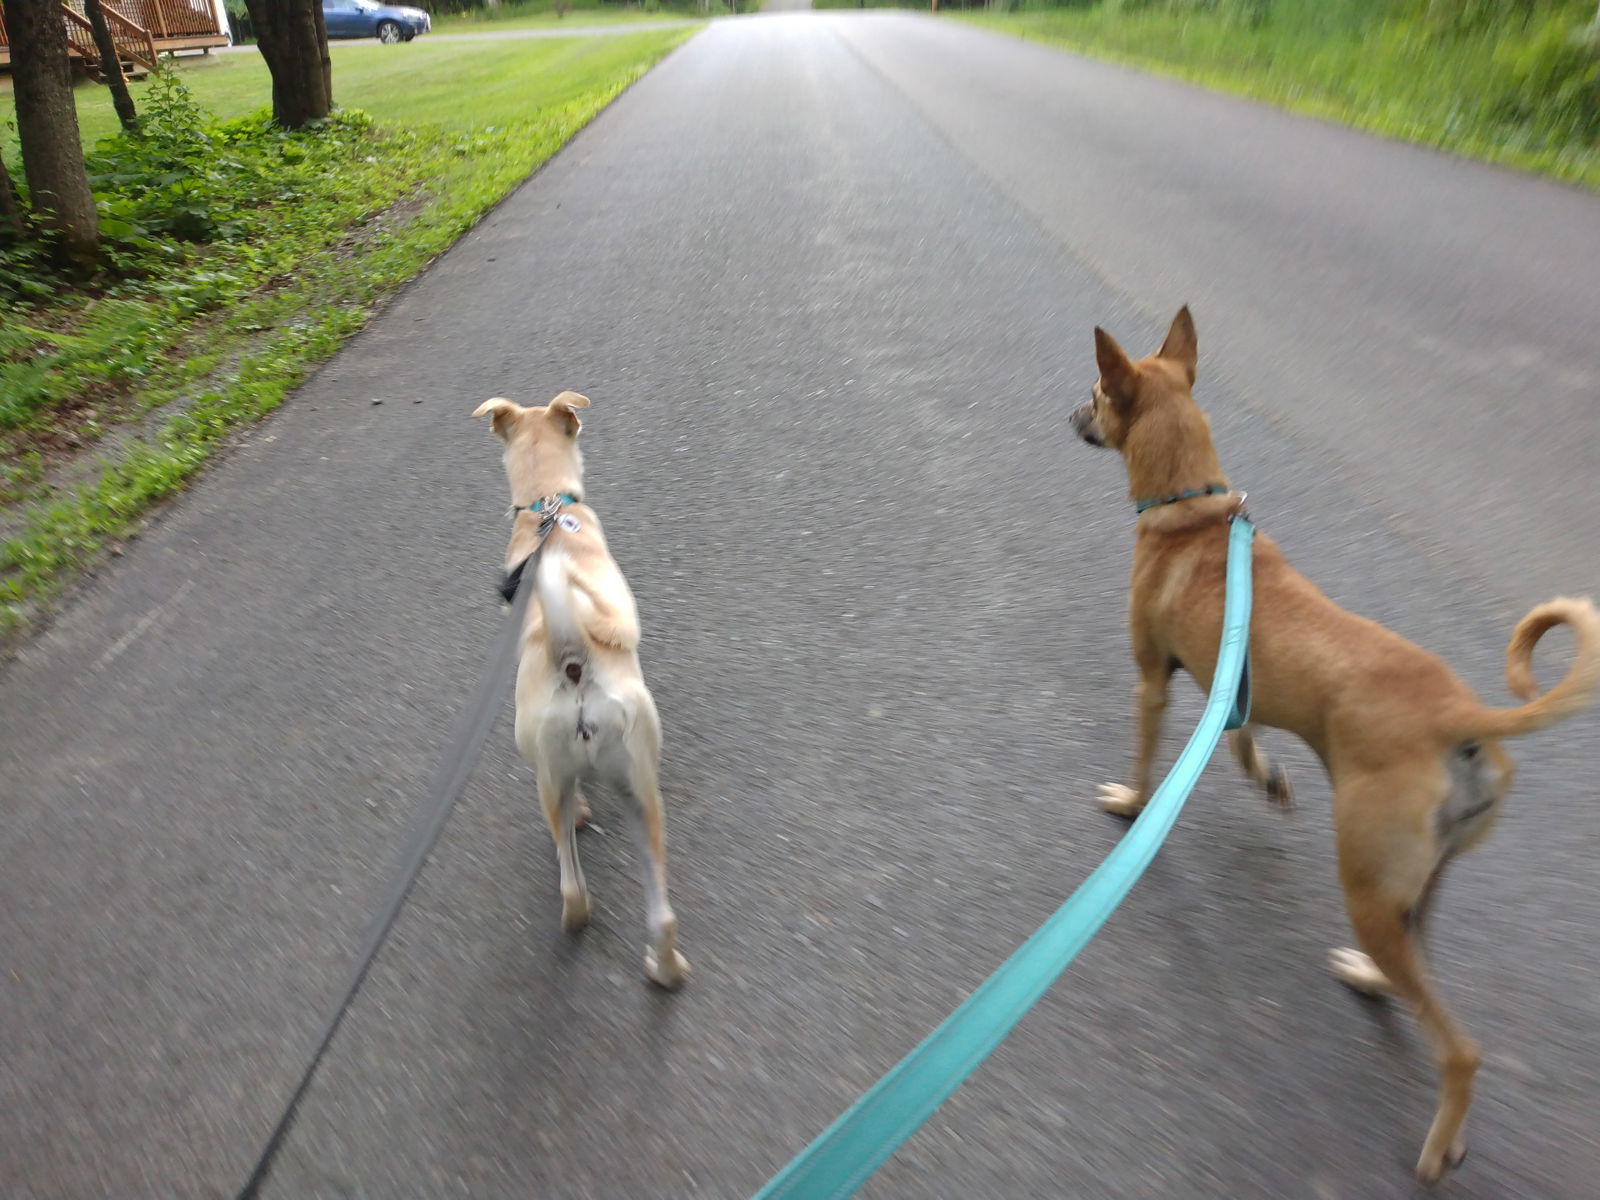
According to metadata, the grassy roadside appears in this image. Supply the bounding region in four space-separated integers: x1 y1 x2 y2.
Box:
954 4 1600 191
431 0 711 33
0 31 694 643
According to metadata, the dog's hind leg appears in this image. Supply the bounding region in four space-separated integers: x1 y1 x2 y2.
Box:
1229 725 1293 809
1331 860 1448 995
1344 892 1477 1183
1099 646 1174 817
615 710 687 990
538 768 589 932
1335 793 1477 1184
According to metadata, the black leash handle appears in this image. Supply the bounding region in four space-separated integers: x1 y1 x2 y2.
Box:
235 556 539 1199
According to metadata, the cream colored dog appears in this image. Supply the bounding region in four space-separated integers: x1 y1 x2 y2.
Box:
1071 308 1600 1183
475 391 686 989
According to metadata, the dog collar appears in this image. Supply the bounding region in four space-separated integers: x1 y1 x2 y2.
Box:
1134 484 1230 514
498 493 582 603
511 492 580 517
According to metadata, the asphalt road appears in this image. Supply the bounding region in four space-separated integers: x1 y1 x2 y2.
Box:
3 12 1598 1200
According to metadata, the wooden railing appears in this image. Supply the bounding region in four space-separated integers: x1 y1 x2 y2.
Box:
98 2 158 70
61 2 158 75
60 6 102 61
116 0 221 38
0 0 222 55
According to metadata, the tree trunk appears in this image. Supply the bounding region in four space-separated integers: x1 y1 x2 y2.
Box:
8 0 100 259
83 0 141 134
242 0 332 129
315 0 332 109
0 146 25 240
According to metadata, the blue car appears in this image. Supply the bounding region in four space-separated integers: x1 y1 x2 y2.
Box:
322 0 431 43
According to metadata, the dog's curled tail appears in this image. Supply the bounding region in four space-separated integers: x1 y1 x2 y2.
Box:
1467 597 1600 739
536 548 589 687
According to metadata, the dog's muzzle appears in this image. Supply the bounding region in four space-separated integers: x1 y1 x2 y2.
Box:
1070 400 1104 447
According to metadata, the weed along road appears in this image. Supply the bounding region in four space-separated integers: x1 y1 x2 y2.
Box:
4 12 1600 1200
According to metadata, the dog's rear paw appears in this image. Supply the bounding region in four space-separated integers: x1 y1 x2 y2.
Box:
645 947 688 990
561 891 590 933
1330 947 1390 996
1097 782 1145 817
1416 1133 1468 1186
1265 764 1293 810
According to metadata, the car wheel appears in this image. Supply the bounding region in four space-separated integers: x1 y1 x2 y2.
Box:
376 19 402 43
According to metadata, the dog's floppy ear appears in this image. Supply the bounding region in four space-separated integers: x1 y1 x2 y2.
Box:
1158 305 1198 384
473 397 524 440
1094 326 1137 404
546 390 590 437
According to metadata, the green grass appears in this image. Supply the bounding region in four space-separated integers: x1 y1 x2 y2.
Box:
812 0 926 7
955 4 1600 191
0 30 694 641
4 33 691 152
431 0 712 33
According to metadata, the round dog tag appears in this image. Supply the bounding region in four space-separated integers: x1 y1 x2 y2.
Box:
557 513 581 533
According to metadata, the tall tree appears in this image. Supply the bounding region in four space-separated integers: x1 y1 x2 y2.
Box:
83 0 141 134
7 0 100 258
241 0 332 129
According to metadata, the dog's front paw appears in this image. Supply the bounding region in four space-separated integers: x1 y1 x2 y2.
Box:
1097 782 1145 817
1330 947 1390 996
645 947 688 990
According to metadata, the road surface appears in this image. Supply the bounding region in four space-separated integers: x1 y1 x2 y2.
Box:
3 12 1598 1200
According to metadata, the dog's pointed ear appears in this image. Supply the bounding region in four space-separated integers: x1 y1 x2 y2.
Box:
1094 326 1137 404
473 397 524 440
1158 306 1197 384
546 390 590 437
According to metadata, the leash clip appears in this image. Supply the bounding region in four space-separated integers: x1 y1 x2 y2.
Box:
537 493 565 535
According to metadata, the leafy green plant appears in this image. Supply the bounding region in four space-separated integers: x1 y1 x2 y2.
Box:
1494 18 1600 139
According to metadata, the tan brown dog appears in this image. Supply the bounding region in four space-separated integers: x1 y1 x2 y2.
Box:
1070 308 1600 1184
475 391 686 989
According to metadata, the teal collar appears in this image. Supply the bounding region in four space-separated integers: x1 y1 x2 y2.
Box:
512 492 580 517
1135 483 1229 514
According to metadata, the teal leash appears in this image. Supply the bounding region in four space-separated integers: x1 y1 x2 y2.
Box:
752 514 1256 1200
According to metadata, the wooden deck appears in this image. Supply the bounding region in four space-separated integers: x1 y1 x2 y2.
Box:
0 0 230 73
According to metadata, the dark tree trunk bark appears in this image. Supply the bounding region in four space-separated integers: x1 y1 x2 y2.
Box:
0 146 25 239
242 0 333 129
8 0 100 259
83 0 141 134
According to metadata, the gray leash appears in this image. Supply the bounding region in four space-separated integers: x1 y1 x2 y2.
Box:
235 512 554 1199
